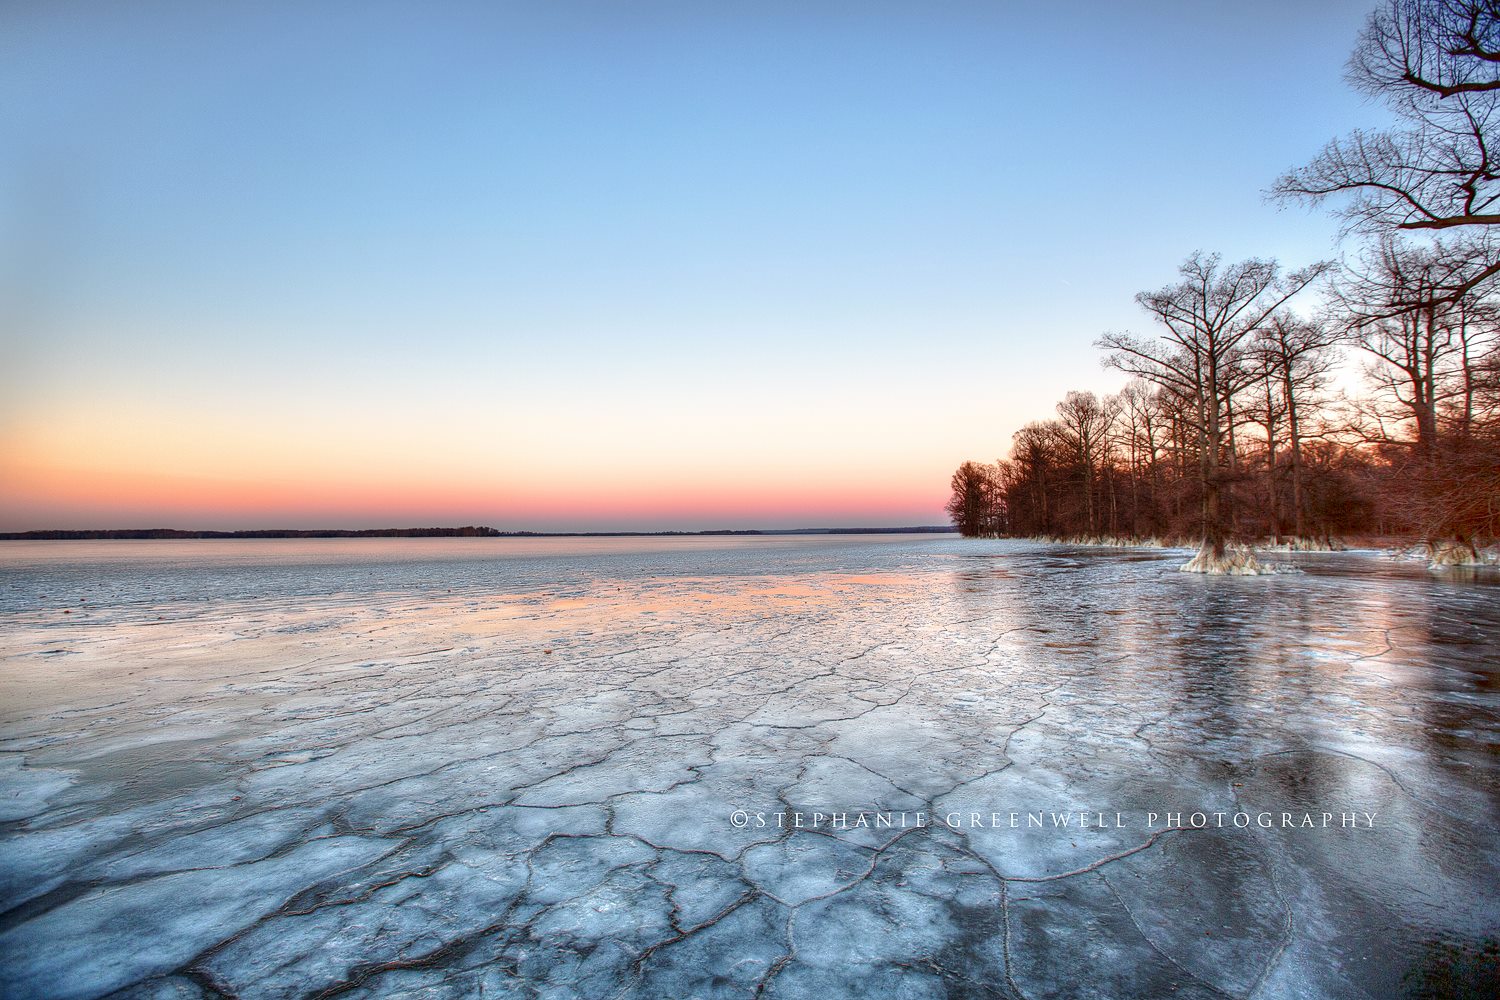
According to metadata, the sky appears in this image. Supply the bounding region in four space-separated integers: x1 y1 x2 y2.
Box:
1 0 1386 531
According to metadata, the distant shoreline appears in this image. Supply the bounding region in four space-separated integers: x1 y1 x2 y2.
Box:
0 526 958 541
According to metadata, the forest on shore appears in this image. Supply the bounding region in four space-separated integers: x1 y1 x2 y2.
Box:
948 0 1500 569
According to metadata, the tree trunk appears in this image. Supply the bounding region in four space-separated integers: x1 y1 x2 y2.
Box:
1264 379 1280 545
1282 366 1306 538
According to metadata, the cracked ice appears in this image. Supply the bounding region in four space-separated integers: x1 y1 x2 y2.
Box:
1 536 1497 999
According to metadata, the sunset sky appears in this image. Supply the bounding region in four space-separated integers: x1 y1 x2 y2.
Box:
2 1 1383 531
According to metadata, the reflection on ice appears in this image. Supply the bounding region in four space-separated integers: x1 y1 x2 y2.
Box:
0 536 1497 998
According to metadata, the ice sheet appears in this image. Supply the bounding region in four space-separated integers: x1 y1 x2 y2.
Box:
1 537 1496 998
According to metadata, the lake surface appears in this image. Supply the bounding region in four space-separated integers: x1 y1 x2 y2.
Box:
1 536 1497 999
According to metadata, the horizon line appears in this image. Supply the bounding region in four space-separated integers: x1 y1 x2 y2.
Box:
0 525 959 540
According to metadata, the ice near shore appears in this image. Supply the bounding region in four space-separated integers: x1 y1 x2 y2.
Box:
0 536 1497 998
1179 543 1270 575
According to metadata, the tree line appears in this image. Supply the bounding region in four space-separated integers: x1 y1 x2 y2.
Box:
949 0 1500 565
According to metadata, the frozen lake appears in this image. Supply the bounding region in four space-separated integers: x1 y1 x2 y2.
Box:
1 536 1497 999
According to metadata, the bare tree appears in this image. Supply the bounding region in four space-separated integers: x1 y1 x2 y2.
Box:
946 461 1004 537
1351 0 1500 99
1255 316 1344 539
1098 253 1329 564
1331 237 1500 549
1443 289 1500 432
1244 348 1291 541
1011 421 1063 535
1466 314 1500 426
1330 239 1468 459
1112 380 1166 536
1054 390 1116 535
1274 0 1500 300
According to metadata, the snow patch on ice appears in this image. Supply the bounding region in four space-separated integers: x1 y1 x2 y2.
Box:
0 754 76 822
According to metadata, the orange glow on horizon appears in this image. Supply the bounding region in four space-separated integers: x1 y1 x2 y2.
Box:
0 396 964 530
1 455 952 530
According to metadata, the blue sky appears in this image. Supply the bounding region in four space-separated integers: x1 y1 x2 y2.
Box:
1 1 1384 529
